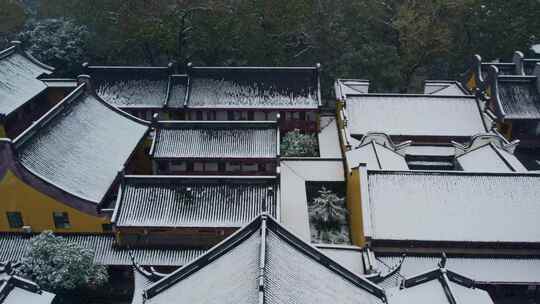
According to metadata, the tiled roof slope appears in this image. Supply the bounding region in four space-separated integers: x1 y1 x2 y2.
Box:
138 215 385 304
389 259 493 304
0 42 53 117
363 171 540 244
377 254 540 286
424 80 468 96
13 80 149 203
187 66 320 109
334 79 370 99
346 141 408 170
87 65 170 108
114 176 278 228
345 95 486 137
151 121 278 159
0 233 204 266
495 77 540 119
456 143 527 172
165 75 187 108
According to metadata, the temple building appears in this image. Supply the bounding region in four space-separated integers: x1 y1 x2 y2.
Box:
0 41 72 139
111 175 279 247
84 63 187 120
184 64 322 132
131 214 386 304
482 64 540 148
150 121 279 175
84 63 322 133
0 75 150 233
336 83 489 147
3 41 540 303
463 51 540 92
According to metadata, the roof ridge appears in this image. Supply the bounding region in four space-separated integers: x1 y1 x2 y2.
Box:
368 169 540 177
76 75 152 126
142 214 386 301
13 84 86 148
345 93 476 99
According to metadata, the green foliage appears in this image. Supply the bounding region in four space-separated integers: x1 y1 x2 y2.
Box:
0 0 26 47
3 0 538 91
280 129 318 157
16 231 108 292
18 18 88 76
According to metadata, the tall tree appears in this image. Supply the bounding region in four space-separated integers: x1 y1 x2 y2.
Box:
0 0 26 48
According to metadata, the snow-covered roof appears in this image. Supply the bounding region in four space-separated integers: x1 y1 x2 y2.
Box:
150 121 278 159
424 80 469 96
186 66 321 109
0 233 204 266
389 259 493 304
137 215 385 304
0 42 54 117
335 79 370 99
362 170 540 244
456 143 527 172
493 76 540 119
13 79 149 203
166 74 187 108
346 141 408 171
344 94 487 138
87 65 170 108
114 175 278 228
316 245 366 276
377 254 540 286
0 262 55 304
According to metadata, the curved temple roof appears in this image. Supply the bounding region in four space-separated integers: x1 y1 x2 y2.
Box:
187 66 321 109
151 121 278 159
114 176 278 228
0 42 54 117
86 65 171 108
344 94 487 138
13 79 149 203
390 256 493 304
494 76 540 120
136 214 385 304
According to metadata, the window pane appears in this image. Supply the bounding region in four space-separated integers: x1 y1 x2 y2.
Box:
6 212 23 229
53 212 70 229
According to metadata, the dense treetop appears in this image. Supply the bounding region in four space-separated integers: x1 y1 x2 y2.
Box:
2 0 539 94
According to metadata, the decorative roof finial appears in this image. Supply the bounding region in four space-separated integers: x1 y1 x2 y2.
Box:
77 74 93 92
438 252 447 269
151 113 159 126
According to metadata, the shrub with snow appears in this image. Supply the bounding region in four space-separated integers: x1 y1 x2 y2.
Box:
16 231 108 292
280 129 318 157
